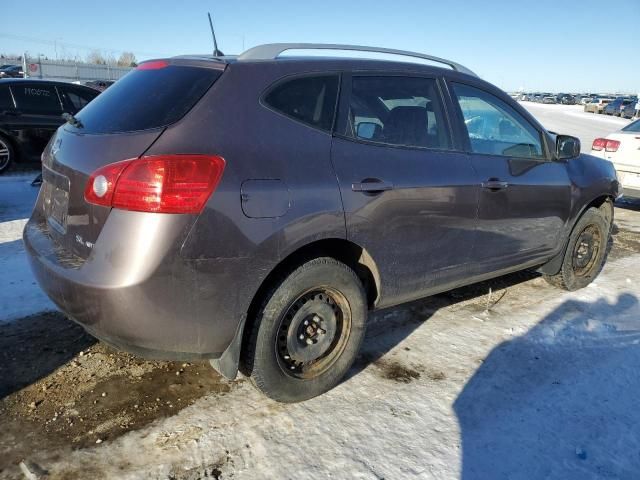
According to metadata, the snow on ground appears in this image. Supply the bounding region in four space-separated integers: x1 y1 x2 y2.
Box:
20 250 640 480
0 174 55 322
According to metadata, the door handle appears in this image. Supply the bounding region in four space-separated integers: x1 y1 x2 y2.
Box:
482 179 509 191
352 180 394 193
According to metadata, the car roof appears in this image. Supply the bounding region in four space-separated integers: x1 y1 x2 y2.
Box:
0 78 96 90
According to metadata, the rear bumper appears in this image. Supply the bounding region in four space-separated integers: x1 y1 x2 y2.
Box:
23 213 250 360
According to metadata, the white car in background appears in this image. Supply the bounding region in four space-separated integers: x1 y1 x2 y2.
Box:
592 119 640 198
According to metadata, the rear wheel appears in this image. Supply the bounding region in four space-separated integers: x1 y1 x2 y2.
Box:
0 136 14 174
243 257 367 402
544 206 611 291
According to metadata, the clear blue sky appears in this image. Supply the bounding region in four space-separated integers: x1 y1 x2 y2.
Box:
2 0 639 93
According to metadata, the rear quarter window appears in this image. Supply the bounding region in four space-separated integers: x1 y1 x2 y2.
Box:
263 74 339 132
0 86 13 109
74 64 222 134
61 86 98 112
11 84 62 114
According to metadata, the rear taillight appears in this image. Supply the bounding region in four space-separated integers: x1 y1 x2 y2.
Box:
84 155 225 214
592 138 607 151
605 140 620 152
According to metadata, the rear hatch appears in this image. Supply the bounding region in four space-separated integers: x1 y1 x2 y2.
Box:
38 59 224 260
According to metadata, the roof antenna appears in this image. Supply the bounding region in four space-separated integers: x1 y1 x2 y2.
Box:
208 12 224 57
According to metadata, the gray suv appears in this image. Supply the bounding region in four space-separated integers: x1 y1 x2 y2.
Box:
24 44 619 402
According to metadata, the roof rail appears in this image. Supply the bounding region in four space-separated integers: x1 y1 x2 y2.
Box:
237 43 477 77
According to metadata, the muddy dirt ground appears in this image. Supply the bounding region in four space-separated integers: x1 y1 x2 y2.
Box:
2 202 640 478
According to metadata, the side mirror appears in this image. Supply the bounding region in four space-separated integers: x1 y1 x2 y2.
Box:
356 122 380 140
556 135 580 160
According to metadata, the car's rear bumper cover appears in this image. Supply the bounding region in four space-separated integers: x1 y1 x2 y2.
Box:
23 212 250 360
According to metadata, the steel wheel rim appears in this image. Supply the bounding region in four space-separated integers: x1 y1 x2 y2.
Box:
0 138 10 171
572 224 602 277
275 287 352 379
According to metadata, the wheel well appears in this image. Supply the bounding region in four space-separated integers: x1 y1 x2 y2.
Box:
585 195 614 226
249 239 380 315
237 238 380 375
0 131 20 160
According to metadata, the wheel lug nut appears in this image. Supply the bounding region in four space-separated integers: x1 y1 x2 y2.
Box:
306 338 314 345
303 320 309 326
284 355 290 360
317 327 326 335
313 315 320 322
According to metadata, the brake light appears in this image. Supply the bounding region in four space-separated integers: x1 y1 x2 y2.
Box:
84 155 225 214
137 60 169 70
605 140 620 152
592 138 606 151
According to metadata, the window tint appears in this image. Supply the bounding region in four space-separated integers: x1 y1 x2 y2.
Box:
452 83 544 159
622 119 640 133
347 76 451 149
264 75 338 131
75 65 221 134
11 84 62 114
0 86 13 109
60 86 97 112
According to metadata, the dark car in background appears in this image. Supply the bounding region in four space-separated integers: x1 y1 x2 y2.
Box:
24 43 619 402
604 97 635 116
83 80 115 91
0 79 99 173
0 65 24 78
622 100 639 119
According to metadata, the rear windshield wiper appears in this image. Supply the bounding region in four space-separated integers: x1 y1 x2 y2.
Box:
62 112 83 129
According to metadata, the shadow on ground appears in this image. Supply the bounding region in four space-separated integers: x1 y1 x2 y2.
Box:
455 293 640 479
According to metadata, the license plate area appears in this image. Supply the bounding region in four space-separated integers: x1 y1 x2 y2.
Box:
42 166 70 234
619 171 640 189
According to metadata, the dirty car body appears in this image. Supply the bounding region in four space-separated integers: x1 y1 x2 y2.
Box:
24 44 620 398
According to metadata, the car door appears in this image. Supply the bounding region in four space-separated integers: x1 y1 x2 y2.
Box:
330 73 479 307
8 83 64 159
448 81 571 274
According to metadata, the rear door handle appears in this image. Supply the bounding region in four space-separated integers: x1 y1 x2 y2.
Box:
482 179 509 191
352 180 394 193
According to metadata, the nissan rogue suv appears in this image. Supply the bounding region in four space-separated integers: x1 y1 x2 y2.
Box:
24 44 619 402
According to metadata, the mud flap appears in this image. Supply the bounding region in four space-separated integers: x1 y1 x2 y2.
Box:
209 315 246 380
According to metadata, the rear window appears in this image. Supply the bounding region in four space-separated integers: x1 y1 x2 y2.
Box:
74 65 222 134
622 119 640 133
11 84 62 114
263 75 339 132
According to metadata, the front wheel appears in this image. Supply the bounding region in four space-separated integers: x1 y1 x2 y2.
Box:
243 257 367 402
544 206 612 291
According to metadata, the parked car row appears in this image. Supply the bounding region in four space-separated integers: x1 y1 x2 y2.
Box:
0 79 100 173
518 91 639 119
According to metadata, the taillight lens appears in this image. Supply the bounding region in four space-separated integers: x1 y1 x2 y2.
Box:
84 155 225 214
592 138 607 151
605 140 620 152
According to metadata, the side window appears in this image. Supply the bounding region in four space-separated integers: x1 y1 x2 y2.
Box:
452 83 544 159
264 75 339 131
347 76 451 150
11 84 62 115
0 86 14 109
60 87 97 112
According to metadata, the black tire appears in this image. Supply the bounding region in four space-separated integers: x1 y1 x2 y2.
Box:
243 257 367 402
0 135 14 174
544 206 612 291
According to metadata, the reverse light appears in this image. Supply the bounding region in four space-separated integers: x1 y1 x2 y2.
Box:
84 155 225 214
